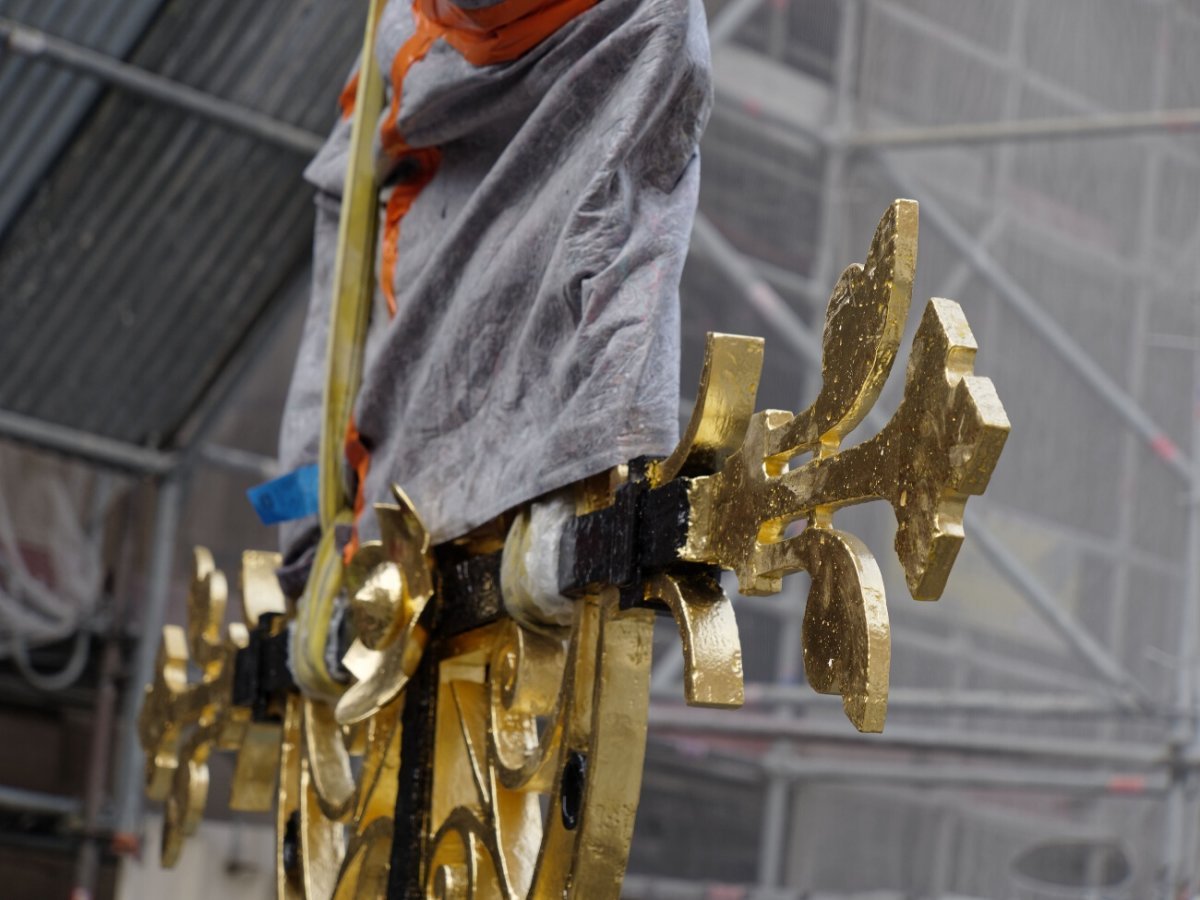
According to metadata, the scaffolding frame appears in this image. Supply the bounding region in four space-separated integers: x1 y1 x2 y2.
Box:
2 3 1200 898
684 1 1200 897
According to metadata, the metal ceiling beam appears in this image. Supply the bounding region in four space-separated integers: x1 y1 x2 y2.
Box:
866 0 1200 171
196 443 280 481
0 0 165 243
0 18 324 156
0 408 175 474
0 407 277 482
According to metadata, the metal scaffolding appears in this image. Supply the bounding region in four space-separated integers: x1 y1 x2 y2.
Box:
659 0 1200 896
0 1 1198 898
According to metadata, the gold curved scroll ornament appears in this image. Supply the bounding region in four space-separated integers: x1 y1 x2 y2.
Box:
420 467 656 900
421 593 654 899
642 570 743 709
336 484 435 726
275 694 401 900
767 197 917 459
138 549 241 866
280 485 434 894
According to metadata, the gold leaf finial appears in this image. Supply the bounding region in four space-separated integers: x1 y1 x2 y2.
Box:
662 199 1009 732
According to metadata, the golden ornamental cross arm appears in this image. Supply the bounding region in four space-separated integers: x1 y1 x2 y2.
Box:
634 198 1010 732
682 296 1008 599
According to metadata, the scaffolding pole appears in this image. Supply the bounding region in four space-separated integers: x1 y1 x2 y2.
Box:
753 2 860 885
1162 345 1200 897
649 705 1165 768
847 107 1200 150
710 45 1195 490
0 408 176 474
876 155 1192 486
112 475 184 839
733 685 1133 719
0 18 324 156
0 784 81 816
708 0 767 47
761 756 1169 796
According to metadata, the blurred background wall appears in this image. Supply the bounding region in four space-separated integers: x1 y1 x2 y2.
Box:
1 0 1198 898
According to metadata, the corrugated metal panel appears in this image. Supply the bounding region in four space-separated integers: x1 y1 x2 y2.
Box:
0 0 166 238
0 0 366 446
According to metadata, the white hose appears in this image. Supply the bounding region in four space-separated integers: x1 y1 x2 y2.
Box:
12 627 90 692
0 445 108 659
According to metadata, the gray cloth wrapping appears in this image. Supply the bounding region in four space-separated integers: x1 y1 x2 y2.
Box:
278 0 712 578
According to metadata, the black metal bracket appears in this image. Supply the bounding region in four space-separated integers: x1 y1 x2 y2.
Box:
556 457 695 611
231 612 295 722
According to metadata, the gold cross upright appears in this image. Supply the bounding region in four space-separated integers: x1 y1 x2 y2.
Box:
649 199 1010 732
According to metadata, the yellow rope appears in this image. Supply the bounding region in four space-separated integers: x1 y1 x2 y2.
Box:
292 0 387 699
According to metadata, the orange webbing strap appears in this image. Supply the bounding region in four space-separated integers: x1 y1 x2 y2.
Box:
338 71 360 120
293 0 388 700
341 416 372 565
418 0 598 66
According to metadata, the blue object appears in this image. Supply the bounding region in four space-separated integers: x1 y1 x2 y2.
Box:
247 464 320 525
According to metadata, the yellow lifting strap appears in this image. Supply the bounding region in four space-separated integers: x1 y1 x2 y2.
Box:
292 0 387 699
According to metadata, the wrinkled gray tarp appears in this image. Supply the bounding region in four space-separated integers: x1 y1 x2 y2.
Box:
278 0 712 581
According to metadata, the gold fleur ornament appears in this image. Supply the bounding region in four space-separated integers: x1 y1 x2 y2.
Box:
138 548 288 864
657 199 1010 731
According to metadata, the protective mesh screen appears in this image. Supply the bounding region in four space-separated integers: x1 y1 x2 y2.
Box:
649 0 1200 895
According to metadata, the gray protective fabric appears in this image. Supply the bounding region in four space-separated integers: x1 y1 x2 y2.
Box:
278 0 712 567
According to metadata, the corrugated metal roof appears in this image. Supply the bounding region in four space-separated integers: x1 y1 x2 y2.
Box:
0 0 367 447
0 0 165 238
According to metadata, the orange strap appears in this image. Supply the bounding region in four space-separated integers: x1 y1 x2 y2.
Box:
338 72 361 120
342 416 372 563
418 0 598 66
345 0 596 558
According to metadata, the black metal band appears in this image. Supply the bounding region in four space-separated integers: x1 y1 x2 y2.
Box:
231 612 294 722
432 544 504 637
385 645 438 899
556 461 694 604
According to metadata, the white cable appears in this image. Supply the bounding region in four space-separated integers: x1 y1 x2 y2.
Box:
0 445 108 657
12 627 90 692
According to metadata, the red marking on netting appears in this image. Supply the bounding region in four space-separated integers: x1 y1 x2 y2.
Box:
1166 119 1200 135
742 97 763 117
748 280 777 309
1150 433 1181 462
1106 775 1147 794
